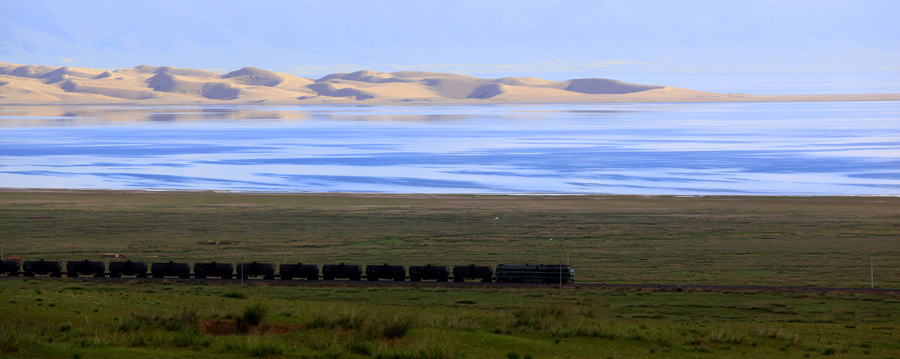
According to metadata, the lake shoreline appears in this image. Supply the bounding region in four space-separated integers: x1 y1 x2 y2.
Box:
2 93 899 106
2 188 898 198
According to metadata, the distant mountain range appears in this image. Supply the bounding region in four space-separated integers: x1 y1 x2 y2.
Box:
1 63 896 104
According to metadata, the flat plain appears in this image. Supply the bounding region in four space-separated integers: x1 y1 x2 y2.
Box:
1 190 899 358
2 190 898 287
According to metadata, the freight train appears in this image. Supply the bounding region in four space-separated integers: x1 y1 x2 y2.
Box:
0 259 574 284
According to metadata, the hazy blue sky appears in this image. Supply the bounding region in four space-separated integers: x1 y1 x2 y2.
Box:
1 0 898 92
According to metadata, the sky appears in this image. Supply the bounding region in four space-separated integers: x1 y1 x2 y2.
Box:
1 0 898 93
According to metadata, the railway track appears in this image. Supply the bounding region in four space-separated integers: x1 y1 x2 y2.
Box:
3 275 898 294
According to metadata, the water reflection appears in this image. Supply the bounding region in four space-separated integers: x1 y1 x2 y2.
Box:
0 106 310 126
0 103 898 195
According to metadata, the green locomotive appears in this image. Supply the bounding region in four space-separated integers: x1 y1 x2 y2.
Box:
495 264 574 284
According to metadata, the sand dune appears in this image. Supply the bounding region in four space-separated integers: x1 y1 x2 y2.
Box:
59 79 162 100
222 67 286 87
308 83 376 100
129 65 221 78
468 83 512 99
37 66 102 80
145 72 241 99
0 78 62 101
0 62 896 104
560 78 663 94
493 77 559 86
0 64 69 79
147 72 205 93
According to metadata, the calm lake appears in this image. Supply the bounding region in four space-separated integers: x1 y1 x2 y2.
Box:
1 102 898 195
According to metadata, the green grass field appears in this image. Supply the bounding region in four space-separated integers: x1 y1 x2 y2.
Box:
2 190 899 358
2 279 899 358
2 191 899 287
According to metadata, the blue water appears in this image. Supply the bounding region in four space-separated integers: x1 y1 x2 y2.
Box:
0 102 898 195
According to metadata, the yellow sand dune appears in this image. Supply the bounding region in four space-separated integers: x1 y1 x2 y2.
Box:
0 62 897 104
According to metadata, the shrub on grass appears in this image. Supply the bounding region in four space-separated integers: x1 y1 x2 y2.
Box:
706 328 744 345
171 333 195 348
117 317 142 333
0 321 50 352
347 340 375 356
434 314 480 331
235 302 268 332
216 336 285 357
222 291 247 299
381 314 415 340
119 308 198 333
165 308 199 332
756 326 800 343
368 314 415 340
218 336 243 352
246 338 284 357
308 337 346 357
683 338 702 346
174 307 199 324
218 335 285 358
377 338 457 359
309 307 368 330
511 305 568 331
127 333 148 347
840 344 850 354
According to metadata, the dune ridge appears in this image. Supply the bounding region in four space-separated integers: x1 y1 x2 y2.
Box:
0 62 897 104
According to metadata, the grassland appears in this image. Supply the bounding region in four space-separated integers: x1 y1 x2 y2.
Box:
2 279 900 358
2 190 900 358
2 190 898 287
